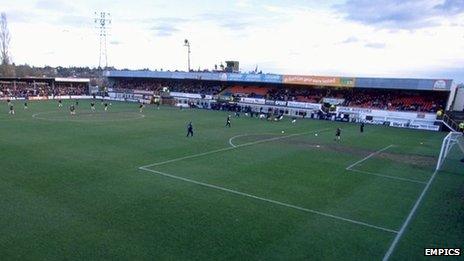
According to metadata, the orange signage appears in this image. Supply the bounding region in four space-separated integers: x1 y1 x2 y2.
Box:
283 75 355 87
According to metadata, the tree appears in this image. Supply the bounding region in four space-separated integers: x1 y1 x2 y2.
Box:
1 12 11 65
0 12 14 76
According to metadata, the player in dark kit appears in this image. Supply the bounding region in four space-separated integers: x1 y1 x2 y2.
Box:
104 103 109 111
360 122 365 133
186 122 194 137
9 104 14 115
139 103 144 113
225 115 231 127
75 100 79 106
58 100 63 108
70 105 76 115
24 101 28 110
335 128 341 142
90 102 95 112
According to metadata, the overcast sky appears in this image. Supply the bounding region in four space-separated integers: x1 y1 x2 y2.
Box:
1 0 464 82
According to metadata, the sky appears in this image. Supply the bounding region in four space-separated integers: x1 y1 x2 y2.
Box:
1 0 464 82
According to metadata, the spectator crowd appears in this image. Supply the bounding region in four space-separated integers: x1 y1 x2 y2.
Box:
110 78 223 96
108 78 448 113
0 80 88 98
223 85 445 113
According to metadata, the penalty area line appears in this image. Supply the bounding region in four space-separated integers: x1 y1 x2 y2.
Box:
141 128 331 168
139 166 398 234
346 144 394 170
228 132 284 148
348 169 426 185
345 144 427 185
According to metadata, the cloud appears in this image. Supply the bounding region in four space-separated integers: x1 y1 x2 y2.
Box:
6 4 82 25
365 42 386 48
236 0 252 8
35 0 76 12
335 0 464 29
408 66 464 83
146 17 190 37
4 0 464 83
434 0 464 14
220 20 253 30
149 17 190 24
196 10 280 32
341 36 359 44
340 37 385 49
5 9 44 23
151 25 180 36
60 15 90 27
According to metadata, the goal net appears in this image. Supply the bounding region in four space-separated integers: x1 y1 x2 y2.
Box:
436 131 464 171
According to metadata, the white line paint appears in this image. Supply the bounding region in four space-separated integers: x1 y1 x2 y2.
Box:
228 135 240 147
228 132 282 148
141 128 331 168
139 166 399 234
143 146 237 168
346 144 429 185
346 145 394 170
382 168 440 261
228 134 250 148
348 169 427 185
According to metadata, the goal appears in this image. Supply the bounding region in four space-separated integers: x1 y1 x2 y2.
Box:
436 131 464 171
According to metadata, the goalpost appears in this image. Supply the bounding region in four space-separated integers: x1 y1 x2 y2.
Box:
436 131 464 171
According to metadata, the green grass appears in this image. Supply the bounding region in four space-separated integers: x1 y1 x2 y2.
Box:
0 100 462 260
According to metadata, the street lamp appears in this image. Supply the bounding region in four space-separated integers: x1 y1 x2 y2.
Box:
184 39 191 72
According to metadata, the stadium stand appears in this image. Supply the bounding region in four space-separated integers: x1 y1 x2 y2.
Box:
221 86 269 99
0 77 89 98
109 79 223 96
216 85 445 112
1 79 52 97
106 70 457 132
107 73 449 114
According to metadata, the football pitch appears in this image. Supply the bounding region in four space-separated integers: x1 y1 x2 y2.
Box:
0 100 462 260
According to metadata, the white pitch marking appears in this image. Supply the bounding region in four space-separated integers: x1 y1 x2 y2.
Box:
348 169 426 185
141 128 332 168
346 144 394 170
228 134 248 148
346 144 428 185
228 132 284 148
139 167 398 234
382 168 440 260
143 146 237 168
